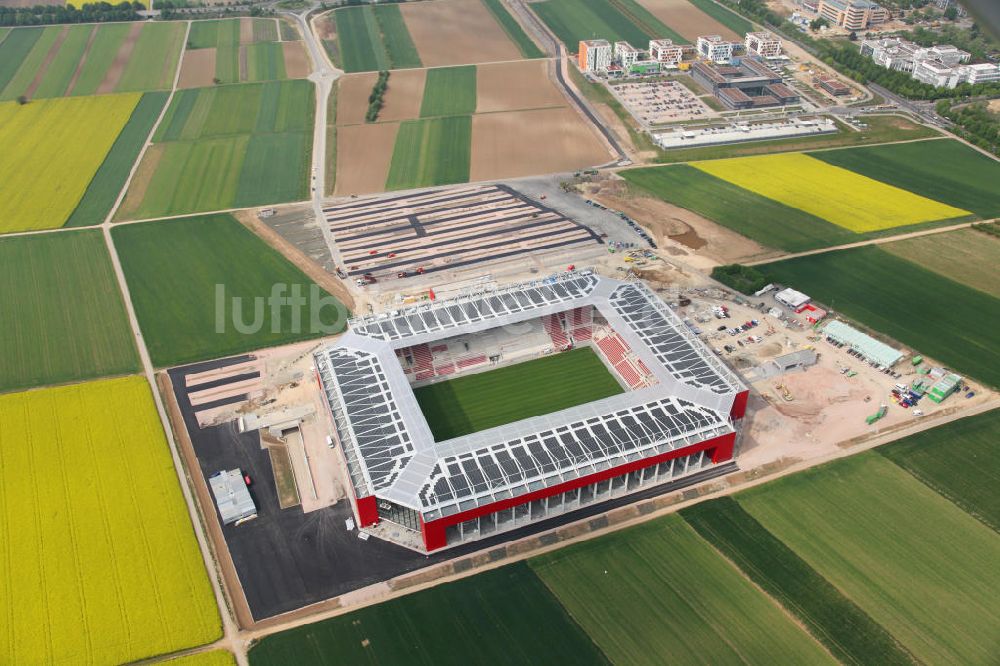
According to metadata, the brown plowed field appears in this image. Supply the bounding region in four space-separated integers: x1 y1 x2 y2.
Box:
117 143 163 221
282 42 310 78
334 122 399 195
178 48 217 89
400 0 520 67
97 21 143 93
470 107 610 181
379 68 426 122
638 0 740 41
476 60 565 113
239 16 254 45
336 72 377 126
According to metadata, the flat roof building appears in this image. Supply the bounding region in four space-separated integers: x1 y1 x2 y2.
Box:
691 58 799 109
649 38 683 65
745 31 782 58
578 39 612 72
697 35 738 64
819 0 888 30
209 469 257 525
822 320 903 368
775 287 810 309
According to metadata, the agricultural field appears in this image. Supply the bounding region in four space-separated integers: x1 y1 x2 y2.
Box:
622 164 856 253
0 376 221 664
112 214 348 367
636 0 749 41
532 516 835 665
250 563 608 664
420 65 477 117
182 18 308 86
481 0 545 58
0 22 184 101
119 80 313 219
165 650 237 666
0 231 139 393
399 0 523 67
384 115 473 190
693 153 970 232
0 92 139 233
681 498 915 665
759 247 1000 388
533 0 685 49
877 408 1000 533
810 139 1000 219
882 227 1000 298
741 453 1000 664
415 348 623 440
330 4 422 72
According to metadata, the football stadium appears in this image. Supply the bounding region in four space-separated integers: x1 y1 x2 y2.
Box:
315 272 748 552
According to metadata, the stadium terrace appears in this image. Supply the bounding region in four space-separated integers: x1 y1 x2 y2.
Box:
315 272 749 552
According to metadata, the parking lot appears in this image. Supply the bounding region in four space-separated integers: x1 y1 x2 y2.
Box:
611 80 713 126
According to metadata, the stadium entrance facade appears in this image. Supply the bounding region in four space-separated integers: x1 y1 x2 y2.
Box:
316 272 748 553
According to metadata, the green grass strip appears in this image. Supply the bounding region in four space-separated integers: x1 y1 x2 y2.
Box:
217 18 241 48
420 65 477 117
877 408 1000 534
686 0 754 36
335 5 389 73
759 246 1000 388
246 42 287 82
215 44 240 84
187 20 220 49
33 24 94 99
117 22 185 92
414 347 623 440
480 0 544 58
622 164 855 253
811 139 1000 219
67 92 168 228
0 27 43 95
385 115 472 190
374 4 422 69
682 497 916 666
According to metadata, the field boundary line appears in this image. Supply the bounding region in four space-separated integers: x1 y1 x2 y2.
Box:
743 219 990 266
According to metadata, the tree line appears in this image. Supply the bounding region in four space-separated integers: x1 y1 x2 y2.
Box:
0 2 144 26
366 70 390 122
935 100 999 157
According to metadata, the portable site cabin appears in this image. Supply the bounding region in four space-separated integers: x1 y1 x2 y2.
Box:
927 373 963 404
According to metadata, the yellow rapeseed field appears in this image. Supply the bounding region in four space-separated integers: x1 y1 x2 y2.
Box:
0 93 139 234
693 153 970 232
164 650 237 666
0 376 221 664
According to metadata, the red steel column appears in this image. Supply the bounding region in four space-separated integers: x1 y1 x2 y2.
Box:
355 494 379 527
730 389 750 420
420 514 447 552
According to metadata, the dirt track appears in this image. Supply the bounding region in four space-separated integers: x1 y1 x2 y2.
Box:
401 0 521 67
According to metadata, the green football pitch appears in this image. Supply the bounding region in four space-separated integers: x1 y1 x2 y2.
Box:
414 347 623 441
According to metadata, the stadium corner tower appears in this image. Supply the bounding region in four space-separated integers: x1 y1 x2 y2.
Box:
315 272 748 552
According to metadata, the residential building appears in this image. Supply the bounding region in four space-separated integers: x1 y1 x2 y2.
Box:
818 0 888 30
649 38 684 65
615 41 642 69
745 31 782 58
696 35 738 64
578 39 612 72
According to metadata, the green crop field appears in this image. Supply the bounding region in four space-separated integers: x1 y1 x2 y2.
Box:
122 80 313 219
246 42 287 82
759 247 1000 387
532 516 834 665
882 227 1000 298
481 0 544 58
113 214 347 367
249 563 609 665
533 0 684 49
623 165 855 252
187 20 222 49
0 231 139 393
686 0 754 35
385 115 472 190
681 498 915 665
811 139 1000 219
741 453 1000 664
0 25 59 101
251 17 279 42
32 24 92 98
116 22 186 92
69 23 130 95
66 92 168 227
333 5 421 72
0 27 43 94
415 348 623 440
420 65 477 117
878 408 1000 533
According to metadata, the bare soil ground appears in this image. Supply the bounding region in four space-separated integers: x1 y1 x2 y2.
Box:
117 144 163 221
336 72 377 126
379 68 426 122
400 0 521 67
470 107 611 182
638 0 740 41
66 25 99 95
583 178 772 267
476 60 565 113
334 122 399 196
178 48 217 89
24 25 67 99
98 21 142 94
239 44 249 82
240 16 254 45
315 13 335 40
987 99 1000 113
282 41 310 79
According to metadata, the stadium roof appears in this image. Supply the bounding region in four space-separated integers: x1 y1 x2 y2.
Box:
315 272 743 521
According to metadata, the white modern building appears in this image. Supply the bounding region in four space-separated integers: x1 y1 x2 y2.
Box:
649 38 684 66
860 36 996 89
578 39 612 72
615 41 642 69
964 62 1000 84
697 35 738 64
744 31 782 58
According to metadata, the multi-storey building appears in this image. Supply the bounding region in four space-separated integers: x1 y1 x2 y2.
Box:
615 41 642 69
696 35 738 64
578 39 612 72
818 0 888 30
649 38 684 66
744 31 782 58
